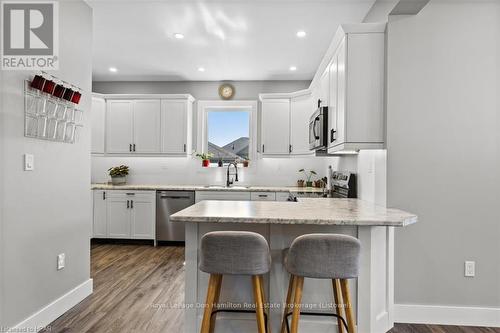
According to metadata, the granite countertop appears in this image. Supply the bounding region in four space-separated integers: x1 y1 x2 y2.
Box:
90 183 325 193
169 198 418 227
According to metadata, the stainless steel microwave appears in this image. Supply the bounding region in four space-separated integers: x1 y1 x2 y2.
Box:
309 106 328 150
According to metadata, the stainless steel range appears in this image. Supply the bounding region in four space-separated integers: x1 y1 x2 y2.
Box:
329 169 357 198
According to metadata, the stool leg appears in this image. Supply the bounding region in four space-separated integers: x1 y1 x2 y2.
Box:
332 279 346 333
201 274 220 333
340 279 356 333
252 275 267 333
281 274 296 333
290 276 304 333
209 274 223 333
258 275 271 333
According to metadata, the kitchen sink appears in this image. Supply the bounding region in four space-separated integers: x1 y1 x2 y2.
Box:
203 185 251 189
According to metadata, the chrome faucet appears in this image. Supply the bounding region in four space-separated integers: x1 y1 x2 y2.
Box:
226 162 239 187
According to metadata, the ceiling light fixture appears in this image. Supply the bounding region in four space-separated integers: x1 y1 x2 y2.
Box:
198 67 205 72
174 33 185 39
296 30 306 38
109 67 117 73
289 66 297 71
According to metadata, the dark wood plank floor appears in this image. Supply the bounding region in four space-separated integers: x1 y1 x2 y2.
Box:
43 243 499 333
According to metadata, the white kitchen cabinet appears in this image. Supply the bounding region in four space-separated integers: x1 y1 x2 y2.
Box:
93 190 155 240
91 96 106 154
325 27 385 153
92 190 107 238
130 192 156 239
319 67 330 107
133 100 161 153
290 93 314 155
250 192 276 201
195 191 251 203
106 100 134 153
107 193 131 238
261 99 290 155
161 100 192 155
276 192 291 202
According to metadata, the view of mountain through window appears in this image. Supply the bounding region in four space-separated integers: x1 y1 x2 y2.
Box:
207 110 250 163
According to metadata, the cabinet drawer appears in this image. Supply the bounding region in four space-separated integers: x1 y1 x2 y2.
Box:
250 192 276 201
195 191 251 203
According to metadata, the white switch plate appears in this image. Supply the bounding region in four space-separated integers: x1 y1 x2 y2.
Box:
24 154 34 171
465 261 475 277
57 253 65 270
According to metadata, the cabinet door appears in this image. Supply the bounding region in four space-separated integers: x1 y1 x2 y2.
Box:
328 55 338 147
130 195 155 239
93 190 107 238
91 97 105 154
133 100 161 153
161 100 187 154
290 94 313 155
107 195 131 238
261 99 290 155
336 38 347 145
319 67 330 107
106 100 133 153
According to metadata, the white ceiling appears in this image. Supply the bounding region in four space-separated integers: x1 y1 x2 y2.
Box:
89 0 376 81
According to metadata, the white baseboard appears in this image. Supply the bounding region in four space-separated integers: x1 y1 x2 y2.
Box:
395 303 500 327
10 279 93 332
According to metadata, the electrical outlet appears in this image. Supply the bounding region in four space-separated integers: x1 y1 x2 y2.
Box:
465 261 475 277
24 154 34 171
57 253 65 270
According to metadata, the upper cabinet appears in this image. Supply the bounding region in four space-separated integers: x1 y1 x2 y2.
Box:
161 100 192 154
91 94 194 156
315 24 385 153
260 91 314 156
261 99 290 155
91 95 106 154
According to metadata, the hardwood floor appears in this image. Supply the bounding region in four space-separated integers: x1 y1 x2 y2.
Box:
43 244 499 333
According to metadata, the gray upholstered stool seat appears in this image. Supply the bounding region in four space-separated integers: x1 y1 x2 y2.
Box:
281 234 361 333
199 231 271 333
285 233 360 279
200 231 271 275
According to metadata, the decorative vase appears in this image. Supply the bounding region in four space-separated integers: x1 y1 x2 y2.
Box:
202 159 210 167
306 181 313 187
243 160 249 167
111 176 126 185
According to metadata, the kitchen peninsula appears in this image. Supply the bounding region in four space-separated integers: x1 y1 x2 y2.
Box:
171 198 417 333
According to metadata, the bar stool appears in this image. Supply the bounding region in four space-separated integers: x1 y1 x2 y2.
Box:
281 234 361 333
199 231 271 333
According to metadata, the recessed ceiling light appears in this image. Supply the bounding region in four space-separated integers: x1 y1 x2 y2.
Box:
174 33 184 39
198 67 205 72
296 30 307 38
289 66 297 71
109 67 117 73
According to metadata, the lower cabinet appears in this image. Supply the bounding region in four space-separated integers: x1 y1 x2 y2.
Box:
93 190 155 240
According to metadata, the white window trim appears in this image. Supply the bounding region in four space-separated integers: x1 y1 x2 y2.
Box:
197 100 258 162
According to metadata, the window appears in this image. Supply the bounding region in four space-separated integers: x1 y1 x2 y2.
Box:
207 110 250 163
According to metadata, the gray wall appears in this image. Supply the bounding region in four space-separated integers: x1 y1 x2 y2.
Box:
0 1 93 327
387 0 500 307
92 80 310 99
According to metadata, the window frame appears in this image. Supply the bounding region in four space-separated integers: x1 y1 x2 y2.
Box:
197 100 258 164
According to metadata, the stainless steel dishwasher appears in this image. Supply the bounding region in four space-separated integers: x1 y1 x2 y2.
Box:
156 191 195 242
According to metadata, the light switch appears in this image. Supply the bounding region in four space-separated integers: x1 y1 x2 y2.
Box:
24 154 34 171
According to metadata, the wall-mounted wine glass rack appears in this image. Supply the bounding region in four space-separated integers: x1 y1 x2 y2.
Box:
24 72 84 144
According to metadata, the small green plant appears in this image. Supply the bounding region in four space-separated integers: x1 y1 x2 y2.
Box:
298 169 317 182
108 165 129 177
195 152 214 160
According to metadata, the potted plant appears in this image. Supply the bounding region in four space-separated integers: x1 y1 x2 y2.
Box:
108 165 129 185
299 169 317 187
297 179 305 187
196 152 213 167
242 157 250 168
